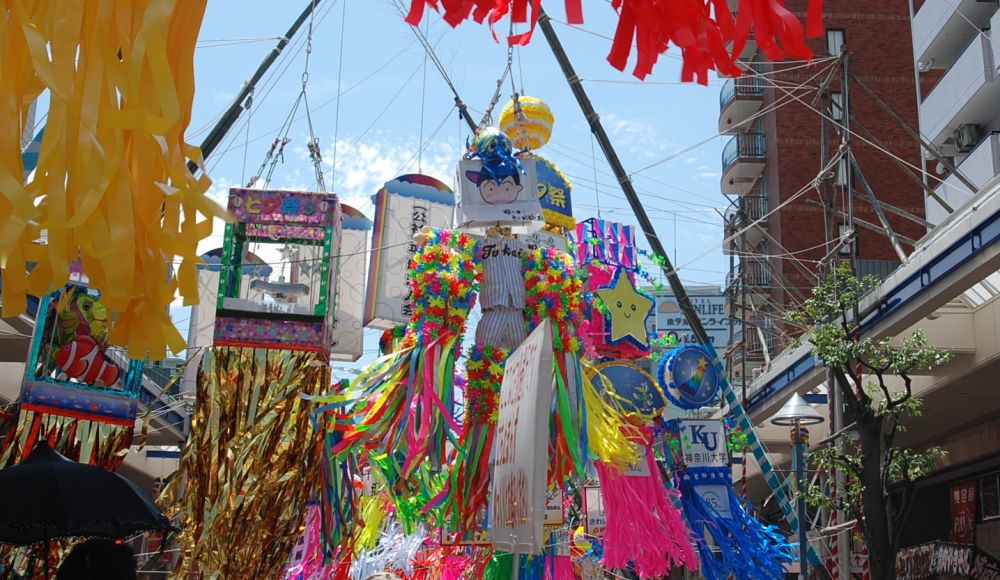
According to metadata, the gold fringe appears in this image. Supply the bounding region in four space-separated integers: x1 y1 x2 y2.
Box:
165 347 325 579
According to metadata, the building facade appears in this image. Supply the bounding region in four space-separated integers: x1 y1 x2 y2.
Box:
722 0 927 404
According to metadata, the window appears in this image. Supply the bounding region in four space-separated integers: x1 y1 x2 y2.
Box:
831 92 843 122
982 472 1000 521
827 29 845 56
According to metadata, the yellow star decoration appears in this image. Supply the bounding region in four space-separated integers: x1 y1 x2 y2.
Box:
596 269 654 348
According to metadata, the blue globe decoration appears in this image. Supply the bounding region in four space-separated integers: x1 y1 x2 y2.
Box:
658 345 721 410
592 361 667 417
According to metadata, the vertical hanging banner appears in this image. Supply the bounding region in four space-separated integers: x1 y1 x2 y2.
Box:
364 175 455 329
951 481 978 544
331 204 372 361
491 320 554 554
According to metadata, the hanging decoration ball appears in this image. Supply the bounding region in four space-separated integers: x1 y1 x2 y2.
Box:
499 96 553 150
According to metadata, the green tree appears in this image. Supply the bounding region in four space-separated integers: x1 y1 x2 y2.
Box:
789 263 951 580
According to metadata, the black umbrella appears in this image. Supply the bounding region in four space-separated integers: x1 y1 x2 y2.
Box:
0 441 173 545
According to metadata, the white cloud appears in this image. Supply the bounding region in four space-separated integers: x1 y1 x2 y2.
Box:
600 112 676 161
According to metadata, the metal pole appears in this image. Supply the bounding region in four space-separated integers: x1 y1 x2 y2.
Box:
795 419 808 580
190 0 323 171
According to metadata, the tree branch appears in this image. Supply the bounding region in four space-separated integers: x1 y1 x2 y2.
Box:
834 369 861 414
887 373 913 410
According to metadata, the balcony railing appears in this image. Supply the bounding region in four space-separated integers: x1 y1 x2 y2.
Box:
722 132 766 172
740 195 768 222
719 76 764 110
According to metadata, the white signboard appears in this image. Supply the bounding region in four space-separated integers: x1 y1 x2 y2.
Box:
490 320 554 554
695 484 733 519
545 489 564 525
678 419 730 468
547 527 570 557
652 290 734 349
583 485 606 537
330 211 370 361
456 158 543 234
364 175 455 329
517 229 568 252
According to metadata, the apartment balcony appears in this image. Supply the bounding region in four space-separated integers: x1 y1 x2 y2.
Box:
929 132 1000 225
725 257 772 291
912 0 997 70
919 24 999 147
721 132 766 195
722 195 768 255
719 76 764 134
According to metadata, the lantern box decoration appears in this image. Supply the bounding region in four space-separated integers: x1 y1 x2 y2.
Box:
364 174 455 330
214 188 343 353
19 284 144 425
331 204 373 361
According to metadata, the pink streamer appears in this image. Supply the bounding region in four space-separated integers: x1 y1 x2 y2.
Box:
544 555 575 579
596 443 698 578
442 554 472 580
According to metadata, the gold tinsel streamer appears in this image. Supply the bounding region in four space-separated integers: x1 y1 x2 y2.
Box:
0 409 133 469
165 347 326 579
0 0 225 360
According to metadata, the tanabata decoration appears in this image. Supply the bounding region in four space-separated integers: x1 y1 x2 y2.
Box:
595 427 698 578
531 155 575 233
575 218 652 360
590 360 667 420
666 419 794 580
456 128 543 234
0 284 144 469
332 204 374 361
365 174 456 329
499 96 553 151
328 229 481 498
0 0 225 359
658 345 722 410
167 189 344 579
401 1 823 83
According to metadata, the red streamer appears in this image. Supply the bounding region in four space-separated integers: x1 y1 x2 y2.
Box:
403 0 823 81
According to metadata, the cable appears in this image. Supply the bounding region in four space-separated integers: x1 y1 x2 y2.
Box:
331 0 348 191
394 105 457 176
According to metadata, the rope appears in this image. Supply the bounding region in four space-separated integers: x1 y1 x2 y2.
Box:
301 1 327 192
331 0 348 191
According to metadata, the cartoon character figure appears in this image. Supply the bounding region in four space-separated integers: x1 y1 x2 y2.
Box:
53 293 110 347
465 164 523 205
54 335 122 387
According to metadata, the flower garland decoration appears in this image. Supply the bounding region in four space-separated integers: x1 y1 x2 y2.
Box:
407 228 482 344
523 247 584 352
464 345 510 425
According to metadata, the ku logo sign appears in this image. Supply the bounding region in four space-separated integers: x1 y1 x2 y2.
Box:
679 420 729 468
689 424 720 452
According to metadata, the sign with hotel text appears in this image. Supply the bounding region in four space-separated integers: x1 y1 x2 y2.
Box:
490 321 554 554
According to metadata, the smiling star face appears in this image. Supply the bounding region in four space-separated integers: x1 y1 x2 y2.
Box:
595 267 655 348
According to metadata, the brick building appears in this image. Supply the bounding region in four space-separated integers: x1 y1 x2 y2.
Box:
721 0 926 395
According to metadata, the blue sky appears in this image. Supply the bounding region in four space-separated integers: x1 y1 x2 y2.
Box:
175 0 731 366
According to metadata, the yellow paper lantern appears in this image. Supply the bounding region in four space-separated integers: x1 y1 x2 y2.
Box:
499 96 554 150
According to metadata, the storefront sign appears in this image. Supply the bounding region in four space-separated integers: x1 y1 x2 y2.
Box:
951 480 978 544
583 485 606 537
490 321 554 554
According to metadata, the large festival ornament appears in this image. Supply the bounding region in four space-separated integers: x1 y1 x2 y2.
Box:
0 284 144 468
666 419 795 579
0 0 225 359
456 127 544 234
168 188 341 579
401 1 823 83
595 267 655 350
365 174 456 329
531 155 575 233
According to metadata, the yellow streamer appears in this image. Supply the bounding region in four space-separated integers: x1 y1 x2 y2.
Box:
582 360 642 472
352 495 388 554
0 0 225 360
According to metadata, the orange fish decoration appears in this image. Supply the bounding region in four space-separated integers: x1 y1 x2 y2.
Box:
54 335 122 388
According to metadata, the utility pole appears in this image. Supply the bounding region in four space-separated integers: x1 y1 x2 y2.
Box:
190 0 323 172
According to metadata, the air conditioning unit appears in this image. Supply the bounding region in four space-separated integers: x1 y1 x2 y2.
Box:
954 124 982 153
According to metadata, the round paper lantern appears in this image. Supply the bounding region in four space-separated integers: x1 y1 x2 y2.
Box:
499 96 553 150
658 345 722 410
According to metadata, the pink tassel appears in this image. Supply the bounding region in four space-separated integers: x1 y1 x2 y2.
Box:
596 442 698 578
544 555 575 579
442 554 472 580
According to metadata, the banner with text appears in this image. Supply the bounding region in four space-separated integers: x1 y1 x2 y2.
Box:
490 320 554 554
